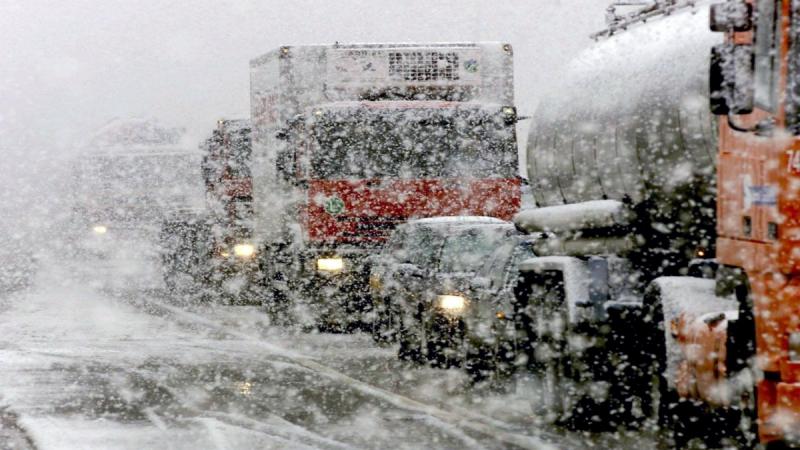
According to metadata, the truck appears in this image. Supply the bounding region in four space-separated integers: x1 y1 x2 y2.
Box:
247 43 521 328
161 119 256 298
70 119 204 289
512 1 800 447
201 119 253 239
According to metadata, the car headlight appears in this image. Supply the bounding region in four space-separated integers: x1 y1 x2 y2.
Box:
92 225 108 235
317 257 344 272
369 274 382 291
436 294 467 316
233 243 256 258
790 332 800 362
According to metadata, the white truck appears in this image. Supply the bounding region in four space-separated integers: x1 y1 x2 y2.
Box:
70 119 204 289
246 43 521 328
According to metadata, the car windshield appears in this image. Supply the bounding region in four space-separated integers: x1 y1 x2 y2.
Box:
438 227 510 274
310 107 517 179
394 226 440 269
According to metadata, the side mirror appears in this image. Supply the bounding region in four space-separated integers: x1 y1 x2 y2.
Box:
709 1 752 32
710 43 754 115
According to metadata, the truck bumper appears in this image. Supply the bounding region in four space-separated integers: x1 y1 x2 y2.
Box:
301 258 372 328
206 259 262 300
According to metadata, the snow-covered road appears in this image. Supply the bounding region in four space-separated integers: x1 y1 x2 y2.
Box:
0 263 656 449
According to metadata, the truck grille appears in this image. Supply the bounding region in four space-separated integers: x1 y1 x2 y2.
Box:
388 51 460 81
337 216 404 238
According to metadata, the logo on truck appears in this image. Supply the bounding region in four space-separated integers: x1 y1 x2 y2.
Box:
464 59 479 73
324 196 345 215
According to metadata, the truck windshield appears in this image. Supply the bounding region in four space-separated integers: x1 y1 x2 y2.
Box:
310 107 517 179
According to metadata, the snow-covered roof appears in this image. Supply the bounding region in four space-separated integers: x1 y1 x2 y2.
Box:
83 118 187 150
311 101 506 111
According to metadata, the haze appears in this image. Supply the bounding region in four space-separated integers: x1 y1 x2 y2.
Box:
0 0 604 232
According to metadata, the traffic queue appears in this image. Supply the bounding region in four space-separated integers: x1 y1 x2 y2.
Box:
73 1 800 447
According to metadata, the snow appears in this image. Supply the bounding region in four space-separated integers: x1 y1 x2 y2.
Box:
0 261 579 449
513 200 629 233
410 215 510 226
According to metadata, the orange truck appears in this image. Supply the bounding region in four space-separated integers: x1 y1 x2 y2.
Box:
668 0 800 446
514 0 799 446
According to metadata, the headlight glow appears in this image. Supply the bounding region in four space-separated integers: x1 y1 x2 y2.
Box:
437 294 467 315
317 257 344 272
92 225 108 235
369 274 382 290
233 244 255 258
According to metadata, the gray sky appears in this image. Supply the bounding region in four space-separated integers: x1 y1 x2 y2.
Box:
0 0 605 151
0 0 606 231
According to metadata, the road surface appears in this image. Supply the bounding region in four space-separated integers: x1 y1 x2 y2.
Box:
0 262 659 449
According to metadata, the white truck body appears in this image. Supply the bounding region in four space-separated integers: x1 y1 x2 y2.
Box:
248 42 514 245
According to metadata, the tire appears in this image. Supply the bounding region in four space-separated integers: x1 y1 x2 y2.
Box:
425 315 463 368
464 342 500 383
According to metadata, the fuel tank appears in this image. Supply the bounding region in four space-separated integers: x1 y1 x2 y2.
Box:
526 2 721 261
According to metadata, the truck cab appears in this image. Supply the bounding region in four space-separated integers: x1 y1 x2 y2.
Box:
249 43 522 328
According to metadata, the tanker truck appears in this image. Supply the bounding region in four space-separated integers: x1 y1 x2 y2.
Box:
514 1 800 447
512 0 718 432
248 43 521 329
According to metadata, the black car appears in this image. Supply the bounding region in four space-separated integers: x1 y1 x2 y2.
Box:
421 235 538 377
368 216 517 346
368 216 525 368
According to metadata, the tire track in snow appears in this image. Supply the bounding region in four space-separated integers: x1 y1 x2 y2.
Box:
0 405 37 450
129 294 560 450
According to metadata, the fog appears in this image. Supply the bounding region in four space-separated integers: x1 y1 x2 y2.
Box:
1 1 602 147
0 0 604 250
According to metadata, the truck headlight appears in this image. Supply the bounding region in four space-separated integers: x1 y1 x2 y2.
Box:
790 332 800 362
233 243 256 258
437 294 467 316
92 225 108 235
369 274 382 291
317 257 344 272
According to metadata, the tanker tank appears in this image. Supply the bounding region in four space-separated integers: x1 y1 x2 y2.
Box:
525 2 722 270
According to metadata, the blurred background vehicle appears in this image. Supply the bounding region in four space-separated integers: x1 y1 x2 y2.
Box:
68 118 205 290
